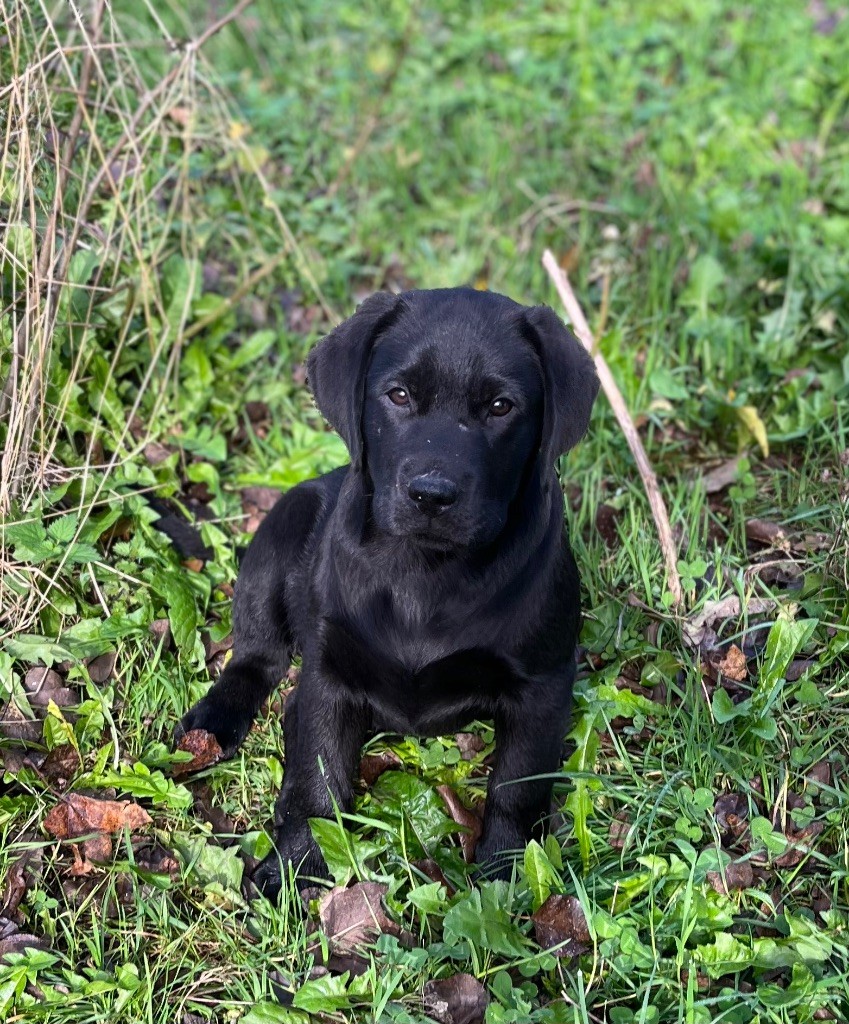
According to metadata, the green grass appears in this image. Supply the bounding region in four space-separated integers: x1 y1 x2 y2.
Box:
1 0 848 1021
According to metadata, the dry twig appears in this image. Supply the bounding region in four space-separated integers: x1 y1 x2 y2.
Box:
542 248 683 608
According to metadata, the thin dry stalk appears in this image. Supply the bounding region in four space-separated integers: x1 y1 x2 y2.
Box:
541 248 684 609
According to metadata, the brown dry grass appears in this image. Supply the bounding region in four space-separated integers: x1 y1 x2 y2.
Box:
0 0 319 638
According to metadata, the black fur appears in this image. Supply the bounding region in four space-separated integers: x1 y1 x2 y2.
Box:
176 287 599 897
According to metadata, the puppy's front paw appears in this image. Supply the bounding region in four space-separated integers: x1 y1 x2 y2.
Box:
472 830 525 883
175 692 252 759
251 826 329 900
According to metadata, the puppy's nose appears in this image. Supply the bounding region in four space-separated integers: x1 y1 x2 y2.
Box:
408 474 458 515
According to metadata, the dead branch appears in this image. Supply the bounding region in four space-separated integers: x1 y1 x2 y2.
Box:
542 248 683 609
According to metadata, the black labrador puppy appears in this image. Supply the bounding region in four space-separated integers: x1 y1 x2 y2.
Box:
177 287 599 897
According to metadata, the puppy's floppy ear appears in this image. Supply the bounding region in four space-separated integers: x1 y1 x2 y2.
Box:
521 305 599 466
306 292 402 468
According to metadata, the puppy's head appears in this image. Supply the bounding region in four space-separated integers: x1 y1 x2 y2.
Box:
307 288 598 549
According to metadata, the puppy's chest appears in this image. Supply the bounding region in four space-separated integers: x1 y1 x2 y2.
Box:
339 583 473 666
318 593 517 732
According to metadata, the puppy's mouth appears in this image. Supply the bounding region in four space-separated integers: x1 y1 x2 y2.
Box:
408 525 464 551
387 506 501 552
382 505 470 550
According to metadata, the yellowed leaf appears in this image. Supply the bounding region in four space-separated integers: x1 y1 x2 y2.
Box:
736 405 770 457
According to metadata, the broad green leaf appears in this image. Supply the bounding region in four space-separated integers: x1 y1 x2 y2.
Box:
750 816 788 856
94 762 193 809
154 571 202 665
443 882 527 958
760 618 818 690
407 881 446 915
650 367 689 400
309 817 386 886
543 832 563 870
228 328 277 369
693 931 757 977
191 842 244 892
46 513 79 544
523 840 559 911
562 709 601 869
371 771 457 853
292 972 352 1013
712 687 746 723
4 518 54 563
749 715 778 741
2 634 74 666
177 426 227 462
242 1003 308 1023
66 543 101 565
681 254 725 314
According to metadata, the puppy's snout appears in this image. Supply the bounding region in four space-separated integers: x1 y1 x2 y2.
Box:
408 473 458 516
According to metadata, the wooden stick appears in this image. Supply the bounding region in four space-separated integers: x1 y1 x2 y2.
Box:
542 249 683 609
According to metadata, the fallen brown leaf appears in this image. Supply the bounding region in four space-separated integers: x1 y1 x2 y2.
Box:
40 743 81 787
1 851 42 921
608 813 631 849
166 106 192 126
0 932 50 961
61 872 136 915
746 518 830 555
437 785 482 862
775 820 824 868
241 486 281 513
359 750 402 786
43 793 152 840
24 666 63 695
190 782 237 839
318 882 400 956
746 518 788 548
86 651 117 684
21 665 77 715
532 894 591 957
411 858 455 894
1 748 27 775
806 761 831 788
595 503 622 548
702 457 744 494
455 732 485 760
203 633 233 662
423 973 489 1024
786 659 815 682
149 619 172 648
683 596 775 647
716 644 748 682
70 843 102 874
714 793 749 840
143 441 172 465
173 729 223 776
0 700 42 743
28 684 77 711
134 842 182 878
707 858 754 895
634 159 656 191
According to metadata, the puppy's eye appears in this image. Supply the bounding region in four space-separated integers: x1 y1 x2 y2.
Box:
489 397 513 417
387 387 410 407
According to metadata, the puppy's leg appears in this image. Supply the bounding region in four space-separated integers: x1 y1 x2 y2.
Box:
253 677 369 897
474 665 574 879
176 484 321 757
